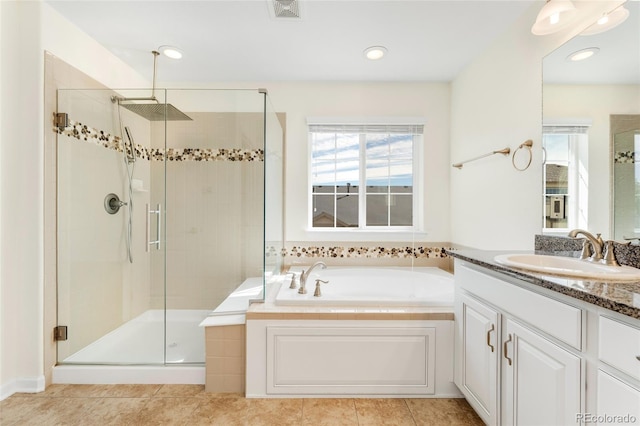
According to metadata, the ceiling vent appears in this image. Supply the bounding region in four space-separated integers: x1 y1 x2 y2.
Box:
272 0 301 19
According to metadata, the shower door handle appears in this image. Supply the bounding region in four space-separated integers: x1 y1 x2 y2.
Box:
146 203 162 251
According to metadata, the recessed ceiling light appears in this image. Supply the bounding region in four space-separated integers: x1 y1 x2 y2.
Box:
158 45 183 60
364 46 387 61
566 47 600 62
581 6 629 36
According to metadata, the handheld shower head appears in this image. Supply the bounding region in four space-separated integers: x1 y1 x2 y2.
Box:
123 126 137 163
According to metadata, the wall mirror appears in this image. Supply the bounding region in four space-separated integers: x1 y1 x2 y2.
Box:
542 2 640 240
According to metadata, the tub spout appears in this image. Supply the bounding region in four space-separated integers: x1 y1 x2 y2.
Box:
299 261 327 294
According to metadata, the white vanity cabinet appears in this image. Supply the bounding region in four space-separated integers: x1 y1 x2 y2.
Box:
596 316 640 423
457 293 500 425
454 261 583 426
501 318 581 425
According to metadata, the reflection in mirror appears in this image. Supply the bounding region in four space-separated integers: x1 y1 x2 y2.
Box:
542 123 590 231
612 114 640 242
542 2 640 239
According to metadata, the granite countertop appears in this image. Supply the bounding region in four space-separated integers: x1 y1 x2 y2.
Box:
446 249 640 320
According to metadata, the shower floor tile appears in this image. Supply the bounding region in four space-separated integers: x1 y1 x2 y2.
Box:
1 384 484 425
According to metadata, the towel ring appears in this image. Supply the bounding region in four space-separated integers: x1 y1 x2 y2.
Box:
512 140 533 171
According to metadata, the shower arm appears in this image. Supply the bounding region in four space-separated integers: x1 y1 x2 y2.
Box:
111 50 161 104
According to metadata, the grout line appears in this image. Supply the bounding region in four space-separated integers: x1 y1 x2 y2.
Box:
404 398 418 425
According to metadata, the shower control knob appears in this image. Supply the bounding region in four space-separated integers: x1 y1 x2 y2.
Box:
104 193 126 215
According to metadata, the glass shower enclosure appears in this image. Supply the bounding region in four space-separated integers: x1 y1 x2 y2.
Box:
55 88 283 366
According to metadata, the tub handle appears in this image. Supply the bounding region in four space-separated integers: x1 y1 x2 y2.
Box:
287 272 298 289
313 279 329 297
486 323 495 353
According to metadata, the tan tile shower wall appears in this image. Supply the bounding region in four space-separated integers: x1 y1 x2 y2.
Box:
205 325 246 393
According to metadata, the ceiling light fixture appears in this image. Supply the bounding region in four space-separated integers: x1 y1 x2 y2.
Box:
158 45 183 60
531 0 577 36
364 46 387 60
580 5 629 36
566 47 600 62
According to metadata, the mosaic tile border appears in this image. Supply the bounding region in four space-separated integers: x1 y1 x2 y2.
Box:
55 120 264 162
614 151 635 164
282 245 453 259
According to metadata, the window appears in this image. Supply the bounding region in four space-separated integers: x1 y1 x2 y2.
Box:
309 121 423 230
542 124 589 232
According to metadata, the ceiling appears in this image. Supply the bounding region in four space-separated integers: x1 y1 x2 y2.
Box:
45 0 539 83
542 0 639 85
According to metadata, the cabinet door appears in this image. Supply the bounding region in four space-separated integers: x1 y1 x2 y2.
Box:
596 370 640 425
456 293 500 426
502 319 581 426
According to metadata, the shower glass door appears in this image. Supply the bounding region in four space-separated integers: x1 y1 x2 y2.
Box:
56 88 283 367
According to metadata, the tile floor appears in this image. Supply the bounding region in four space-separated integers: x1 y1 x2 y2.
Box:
0 384 484 425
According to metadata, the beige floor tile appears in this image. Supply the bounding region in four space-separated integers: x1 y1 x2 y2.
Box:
98 384 162 398
199 391 246 399
131 396 203 425
247 398 303 426
13 384 69 398
355 398 416 426
302 398 358 426
405 398 484 426
196 397 250 425
1 384 485 426
76 397 150 425
0 396 44 425
155 384 206 397
11 397 99 426
39 384 113 398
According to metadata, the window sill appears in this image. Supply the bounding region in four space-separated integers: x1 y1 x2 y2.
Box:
303 228 429 242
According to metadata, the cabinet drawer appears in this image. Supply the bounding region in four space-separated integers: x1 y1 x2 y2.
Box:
456 263 583 350
599 316 640 381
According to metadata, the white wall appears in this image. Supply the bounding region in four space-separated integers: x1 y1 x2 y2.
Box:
449 1 623 250
0 1 146 399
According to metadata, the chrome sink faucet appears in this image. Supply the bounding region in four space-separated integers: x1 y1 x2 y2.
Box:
568 229 619 266
299 261 327 294
568 229 604 262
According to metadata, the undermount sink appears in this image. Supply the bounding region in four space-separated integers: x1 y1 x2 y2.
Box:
494 253 640 281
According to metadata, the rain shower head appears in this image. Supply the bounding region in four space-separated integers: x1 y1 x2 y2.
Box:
118 102 192 121
112 50 192 121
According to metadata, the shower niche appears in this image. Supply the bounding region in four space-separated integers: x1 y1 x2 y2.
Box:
55 88 284 368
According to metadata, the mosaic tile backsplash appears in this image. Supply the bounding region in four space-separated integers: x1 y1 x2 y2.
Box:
56 120 264 162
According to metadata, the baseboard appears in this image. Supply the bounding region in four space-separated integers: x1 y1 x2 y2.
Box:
0 375 46 401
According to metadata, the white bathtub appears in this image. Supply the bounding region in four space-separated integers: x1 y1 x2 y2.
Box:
275 267 454 307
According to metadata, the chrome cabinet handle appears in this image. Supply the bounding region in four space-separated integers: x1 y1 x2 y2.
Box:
504 333 513 366
487 323 495 353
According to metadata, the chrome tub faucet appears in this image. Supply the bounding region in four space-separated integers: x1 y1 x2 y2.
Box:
299 261 327 294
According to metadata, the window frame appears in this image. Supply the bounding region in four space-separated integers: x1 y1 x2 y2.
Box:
542 122 590 234
307 119 424 233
